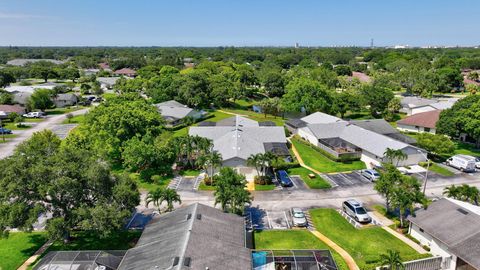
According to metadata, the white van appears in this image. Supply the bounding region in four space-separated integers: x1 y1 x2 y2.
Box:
446 155 476 172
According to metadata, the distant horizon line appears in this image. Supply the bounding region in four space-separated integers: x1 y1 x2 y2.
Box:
0 44 479 49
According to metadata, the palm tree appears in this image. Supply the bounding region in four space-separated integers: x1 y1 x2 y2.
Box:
384 148 408 167
160 188 182 212
145 188 164 212
443 185 461 199
247 153 262 177
262 151 277 175
379 250 405 270
207 151 222 177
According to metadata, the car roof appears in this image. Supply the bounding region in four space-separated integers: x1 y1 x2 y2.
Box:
365 169 377 173
346 199 362 207
292 207 302 212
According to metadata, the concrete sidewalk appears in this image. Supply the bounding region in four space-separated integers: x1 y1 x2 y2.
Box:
17 240 52 270
310 230 360 270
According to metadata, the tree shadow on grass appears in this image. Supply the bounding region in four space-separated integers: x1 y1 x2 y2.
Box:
20 233 48 257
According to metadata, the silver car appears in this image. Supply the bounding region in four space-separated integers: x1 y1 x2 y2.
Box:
291 208 308 227
361 169 380 182
342 199 371 223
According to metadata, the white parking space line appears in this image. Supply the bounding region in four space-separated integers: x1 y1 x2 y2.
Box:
265 211 272 229
283 211 290 229
338 173 354 185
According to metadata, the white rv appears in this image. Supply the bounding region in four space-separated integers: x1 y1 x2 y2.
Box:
446 155 477 172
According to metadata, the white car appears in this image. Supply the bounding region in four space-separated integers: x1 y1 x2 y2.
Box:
474 157 480 169
361 169 380 181
342 199 372 223
23 112 45 118
291 208 308 227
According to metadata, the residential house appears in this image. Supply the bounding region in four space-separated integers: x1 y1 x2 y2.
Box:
82 68 100 76
98 62 111 71
189 115 289 167
289 112 426 167
53 94 78 108
6 58 65 66
400 96 457 116
5 84 57 94
155 100 204 127
33 203 339 270
0 104 26 119
114 68 137 77
12 92 32 105
397 110 441 134
409 198 480 270
349 119 417 144
97 77 120 91
350 71 371 83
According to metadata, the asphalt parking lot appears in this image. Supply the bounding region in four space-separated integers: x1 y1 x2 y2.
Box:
247 207 292 230
324 171 372 187
272 175 309 191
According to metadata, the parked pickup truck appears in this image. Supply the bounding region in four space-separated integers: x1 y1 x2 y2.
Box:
23 112 45 118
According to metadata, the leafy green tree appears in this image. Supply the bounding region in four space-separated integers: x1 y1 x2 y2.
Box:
0 130 140 240
0 70 16 88
437 95 480 147
380 250 405 270
360 84 394 117
437 67 463 92
161 188 182 212
0 89 13 104
29 61 58 82
177 69 211 107
260 71 285 98
391 176 425 227
334 65 352 76
416 133 455 157
59 67 80 82
375 164 403 211
214 167 252 215
282 77 336 114
28 89 54 111
258 97 281 118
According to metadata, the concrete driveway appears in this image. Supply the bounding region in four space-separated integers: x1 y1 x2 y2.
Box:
0 108 89 159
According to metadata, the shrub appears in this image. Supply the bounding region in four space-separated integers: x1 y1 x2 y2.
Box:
254 175 272 185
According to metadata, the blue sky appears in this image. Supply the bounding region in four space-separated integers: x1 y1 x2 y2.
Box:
0 0 478 47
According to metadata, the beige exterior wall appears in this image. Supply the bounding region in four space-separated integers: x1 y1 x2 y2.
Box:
397 123 436 134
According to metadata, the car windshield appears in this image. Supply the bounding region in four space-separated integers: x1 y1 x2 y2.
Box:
293 212 304 218
373 172 380 177
355 207 367 214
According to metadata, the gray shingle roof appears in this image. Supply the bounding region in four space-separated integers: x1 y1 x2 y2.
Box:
409 198 480 269
300 112 343 124
400 96 437 108
216 115 259 127
349 119 398 135
306 122 419 157
155 100 194 120
189 115 287 161
117 203 250 270
6 58 65 66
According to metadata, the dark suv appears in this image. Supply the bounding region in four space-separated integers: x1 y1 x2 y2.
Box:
276 170 293 187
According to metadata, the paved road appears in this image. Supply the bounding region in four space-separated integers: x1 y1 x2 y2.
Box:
0 108 89 159
137 172 480 213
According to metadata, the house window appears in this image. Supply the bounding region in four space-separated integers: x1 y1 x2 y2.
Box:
424 128 430 132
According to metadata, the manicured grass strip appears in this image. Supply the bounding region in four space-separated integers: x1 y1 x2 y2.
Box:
287 167 331 189
453 141 480 157
309 209 428 269
254 184 275 191
291 138 366 173
421 163 455 177
62 114 85 124
0 232 48 270
221 108 285 126
198 181 215 191
2 122 33 130
254 230 349 270
180 169 201 177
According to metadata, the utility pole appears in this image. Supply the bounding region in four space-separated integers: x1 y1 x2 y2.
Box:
0 118 5 142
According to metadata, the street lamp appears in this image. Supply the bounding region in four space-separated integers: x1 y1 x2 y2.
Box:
417 149 430 195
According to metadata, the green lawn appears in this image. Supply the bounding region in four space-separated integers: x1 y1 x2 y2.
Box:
62 114 85 124
2 122 33 130
0 133 18 143
291 138 366 173
287 167 331 189
221 108 285 126
198 181 215 191
254 184 276 191
24 118 44 123
421 163 455 177
173 110 232 137
310 209 428 269
453 141 480 157
111 167 171 192
254 230 349 270
45 106 84 115
0 232 48 270
179 169 201 177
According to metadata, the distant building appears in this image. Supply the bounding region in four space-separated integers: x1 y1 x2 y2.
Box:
350 71 371 83
97 77 120 91
6 59 65 66
12 92 32 105
53 94 79 108
400 96 457 116
154 100 204 126
0 104 25 119
114 68 137 77
98 62 111 71
397 110 441 134
409 198 480 270
82 68 100 76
